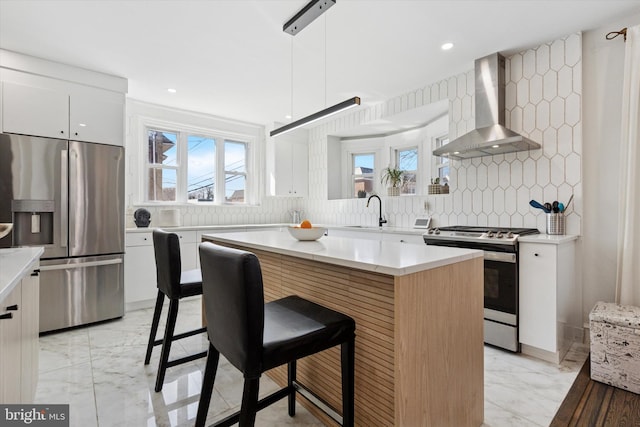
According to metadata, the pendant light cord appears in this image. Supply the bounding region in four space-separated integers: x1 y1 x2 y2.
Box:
324 13 327 108
290 37 294 119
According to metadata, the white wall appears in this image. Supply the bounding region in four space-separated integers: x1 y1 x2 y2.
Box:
581 14 640 324
306 33 583 234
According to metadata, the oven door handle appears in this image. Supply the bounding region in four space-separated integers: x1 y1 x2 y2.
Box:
484 251 516 263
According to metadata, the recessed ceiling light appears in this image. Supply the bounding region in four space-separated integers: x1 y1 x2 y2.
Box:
492 145 499 148
78 123 87 127
167 88 177 93
453 151 460 155
441 42 454 51
285 115 292 119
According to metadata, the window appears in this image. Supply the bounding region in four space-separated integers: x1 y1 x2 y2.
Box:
434 136 450 184
145 127 251 204
396 147 418 195
352 153 375 198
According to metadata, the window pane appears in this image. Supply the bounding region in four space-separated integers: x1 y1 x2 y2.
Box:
398 148 417 171
353 153 374 198
402 172 416 195
439 165 450 183
187 135 215 201
225 174 245 203
148 130 177 166
225 140 246 173
147 168 176 201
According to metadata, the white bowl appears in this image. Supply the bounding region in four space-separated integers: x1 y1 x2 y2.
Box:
0 223 13 240
287 226 326 241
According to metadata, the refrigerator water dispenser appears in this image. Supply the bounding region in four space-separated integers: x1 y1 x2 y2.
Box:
12 199 55 246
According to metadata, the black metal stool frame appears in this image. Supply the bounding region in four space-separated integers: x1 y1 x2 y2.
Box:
144 229 207 392
195 242 355 427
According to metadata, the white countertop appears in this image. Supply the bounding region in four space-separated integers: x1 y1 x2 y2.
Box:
127 223 430 236
201 229 482 276
519 234 579 244
0 247 44 301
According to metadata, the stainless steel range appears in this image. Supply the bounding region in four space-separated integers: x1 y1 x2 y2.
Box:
423 226 539 352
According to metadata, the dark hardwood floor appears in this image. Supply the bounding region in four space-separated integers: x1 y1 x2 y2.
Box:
551 355 640 426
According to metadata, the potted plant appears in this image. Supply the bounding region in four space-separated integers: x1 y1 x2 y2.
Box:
381 166 404 196
428 177 442 195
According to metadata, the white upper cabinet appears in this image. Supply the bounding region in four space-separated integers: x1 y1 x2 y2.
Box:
69 86 124 145
2 81 124 145
2 82 70 139
274 137 308 197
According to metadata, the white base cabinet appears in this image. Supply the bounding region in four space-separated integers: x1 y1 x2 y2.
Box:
124 231 197 308
519 239 577 363
0 259 39 403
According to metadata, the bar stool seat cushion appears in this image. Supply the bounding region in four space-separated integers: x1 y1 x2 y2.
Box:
179 269 203 297
262 295 355 372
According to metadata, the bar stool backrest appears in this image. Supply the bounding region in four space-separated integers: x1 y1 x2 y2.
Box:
153 229 183 299
199 242 265 378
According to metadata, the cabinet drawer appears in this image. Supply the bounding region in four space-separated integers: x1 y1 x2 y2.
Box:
125 232 153 247
173 230 197 244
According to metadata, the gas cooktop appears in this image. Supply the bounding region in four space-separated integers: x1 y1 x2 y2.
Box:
423 226 540 245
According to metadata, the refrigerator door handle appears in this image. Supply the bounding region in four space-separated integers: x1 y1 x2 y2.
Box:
61 149 68 248
39 258 123 271
68 148 78 249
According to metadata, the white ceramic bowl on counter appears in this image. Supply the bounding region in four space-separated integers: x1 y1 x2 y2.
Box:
287 226 326 241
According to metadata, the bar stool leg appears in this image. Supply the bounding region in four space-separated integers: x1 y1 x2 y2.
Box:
288 360 297 416
145 291 165 365
239 377 260 427
195 344 219 427
341 336 355 427
155 299 179 392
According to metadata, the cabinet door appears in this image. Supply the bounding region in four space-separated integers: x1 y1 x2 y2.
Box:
20 265 39 403
2 82 69 139
382 233 425 245
69 88 124 145
124 233 157 304
291 141 308 197
175 231 197 270
274 139 294 196
0 283 22 403
519 243 557 352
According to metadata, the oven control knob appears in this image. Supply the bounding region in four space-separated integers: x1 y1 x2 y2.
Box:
487 231 494 238
507 232 514 238
427 228 434 234
434 228 440 235
496 232 503 238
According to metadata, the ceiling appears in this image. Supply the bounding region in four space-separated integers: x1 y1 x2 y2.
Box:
1 0 639 131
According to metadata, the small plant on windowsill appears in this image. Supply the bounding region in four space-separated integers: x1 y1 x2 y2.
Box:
428 178 442 195
381 166 404 196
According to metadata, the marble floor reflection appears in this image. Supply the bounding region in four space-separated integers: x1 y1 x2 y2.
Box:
36 298 588 426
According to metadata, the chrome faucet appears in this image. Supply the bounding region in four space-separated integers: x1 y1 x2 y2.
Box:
366 195 387 227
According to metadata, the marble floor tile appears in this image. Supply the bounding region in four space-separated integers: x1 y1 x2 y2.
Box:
35 299 589 426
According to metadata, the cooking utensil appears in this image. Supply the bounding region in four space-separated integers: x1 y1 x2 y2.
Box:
544 202 552 212
558 202 565 213
529 200 550 213
552 201 559 213
564 195 574 213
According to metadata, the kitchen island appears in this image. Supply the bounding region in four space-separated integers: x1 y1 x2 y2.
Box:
202 229 484 427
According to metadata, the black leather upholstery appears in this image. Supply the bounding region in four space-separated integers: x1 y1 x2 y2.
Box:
145 229 207 392
196 242 356 427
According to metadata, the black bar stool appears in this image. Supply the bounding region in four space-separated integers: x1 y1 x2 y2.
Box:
196 242 355 427
144 229 208 392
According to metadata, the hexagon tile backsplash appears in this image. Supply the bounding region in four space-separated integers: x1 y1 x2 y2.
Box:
306 32 582 236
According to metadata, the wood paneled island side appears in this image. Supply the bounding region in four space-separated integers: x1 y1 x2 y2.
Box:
201 229 484 427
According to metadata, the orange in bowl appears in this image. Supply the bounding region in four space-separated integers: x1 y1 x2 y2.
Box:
300 220 312 229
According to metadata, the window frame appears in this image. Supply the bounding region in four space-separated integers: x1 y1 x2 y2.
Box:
351 152 376 198
432 134 450 185
140 117 255 205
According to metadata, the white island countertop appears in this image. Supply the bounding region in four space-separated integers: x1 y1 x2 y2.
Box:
0 247 44 301
202 229 482 276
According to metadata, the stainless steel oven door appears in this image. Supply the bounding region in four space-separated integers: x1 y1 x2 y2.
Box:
483 251 517 323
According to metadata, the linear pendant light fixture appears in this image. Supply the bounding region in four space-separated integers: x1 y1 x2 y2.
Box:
283 0 336 36
273 0 360 137
270 96 360 137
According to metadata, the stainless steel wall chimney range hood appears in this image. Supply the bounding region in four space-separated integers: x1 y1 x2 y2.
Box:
433 53 541 160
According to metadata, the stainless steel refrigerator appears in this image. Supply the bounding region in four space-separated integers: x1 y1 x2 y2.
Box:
0 133 125 333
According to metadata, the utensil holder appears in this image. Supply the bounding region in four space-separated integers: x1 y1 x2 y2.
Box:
546 213 565 235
